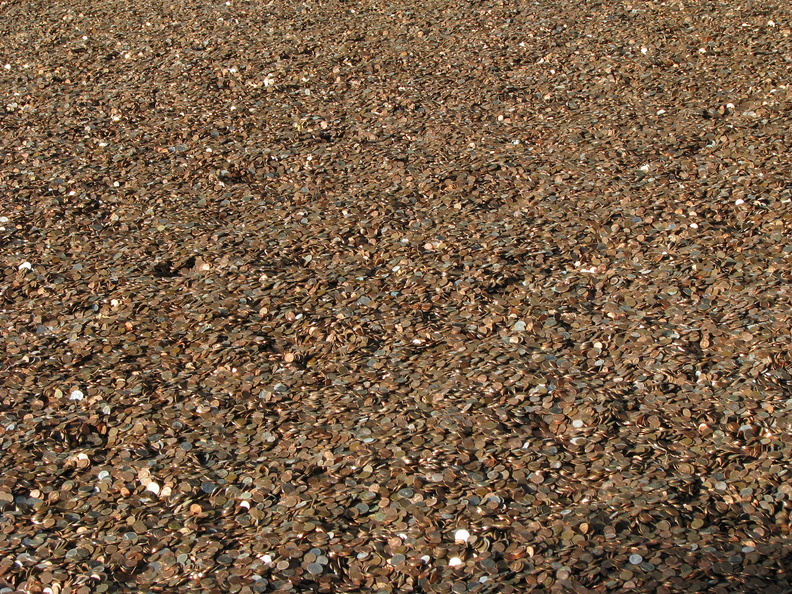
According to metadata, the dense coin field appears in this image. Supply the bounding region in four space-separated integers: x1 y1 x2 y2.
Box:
2 0 792 592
